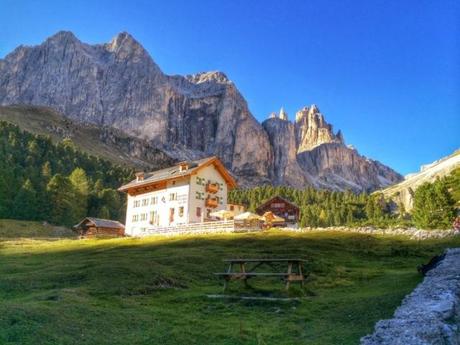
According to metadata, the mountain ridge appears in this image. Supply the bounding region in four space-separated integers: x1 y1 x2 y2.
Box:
0 105 174 171
379 149 460 210
0 31 403 191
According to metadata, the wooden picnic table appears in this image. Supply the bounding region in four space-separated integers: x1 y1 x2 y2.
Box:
215 258 308 291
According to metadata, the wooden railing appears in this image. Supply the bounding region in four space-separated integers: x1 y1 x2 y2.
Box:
138 220 262 237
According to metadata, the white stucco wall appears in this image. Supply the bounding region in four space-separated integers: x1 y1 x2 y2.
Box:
125 178 190 236
189 164 228 223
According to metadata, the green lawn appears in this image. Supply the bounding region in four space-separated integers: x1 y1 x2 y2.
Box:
1 220 459 345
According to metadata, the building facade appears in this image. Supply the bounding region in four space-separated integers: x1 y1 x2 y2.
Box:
118 157 237 236
256 196 300 226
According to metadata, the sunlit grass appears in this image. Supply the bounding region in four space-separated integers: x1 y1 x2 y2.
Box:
1 220 459 344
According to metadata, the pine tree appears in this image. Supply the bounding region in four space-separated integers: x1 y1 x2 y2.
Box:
346 209 354 224
97 206 110 219
69 168 89 220
412 181 455 229
46 174 77 226
319 209 327 227
12 179 38 220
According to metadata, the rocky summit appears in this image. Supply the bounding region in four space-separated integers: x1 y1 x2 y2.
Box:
0 31 403 191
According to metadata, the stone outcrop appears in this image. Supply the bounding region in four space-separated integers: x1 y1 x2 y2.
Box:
294 105 344 152
361 248 460 345
380 150 460 210
298 143 403 191
262 117 311 188
0 31 403 190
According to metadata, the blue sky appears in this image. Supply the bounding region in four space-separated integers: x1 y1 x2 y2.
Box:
1 0 459 175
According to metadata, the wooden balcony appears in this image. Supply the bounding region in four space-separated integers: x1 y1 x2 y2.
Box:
206 182 219 194
205 197 219 208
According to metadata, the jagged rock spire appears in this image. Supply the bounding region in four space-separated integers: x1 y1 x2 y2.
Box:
294 104 345 152
279 107 288 120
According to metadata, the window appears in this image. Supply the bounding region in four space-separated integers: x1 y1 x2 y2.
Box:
132 214 139 222
196 207 201 218
230 205 234 211
151 196 158 205
133 200 140 208
179 206 184 217
169 193 177 201
169 208 175 223
206 209 211 218
272 202 285 208
140 213 147 221
142 198 149 206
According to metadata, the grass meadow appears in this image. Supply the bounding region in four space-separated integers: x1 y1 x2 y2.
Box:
1 219 459 345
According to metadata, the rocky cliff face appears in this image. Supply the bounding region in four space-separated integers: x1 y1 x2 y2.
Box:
264 108 402 191
379 150 460 210
0 31 273 184
294 105 344 152
0 31 403 191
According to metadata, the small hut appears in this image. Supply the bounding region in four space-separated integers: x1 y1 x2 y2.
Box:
73 218 125 238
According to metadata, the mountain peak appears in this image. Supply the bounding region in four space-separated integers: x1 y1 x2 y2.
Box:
45 31 80 44
186 71 231 85
108 31 143 51
295 104 344 152
279 107 288 120
309 104 319 113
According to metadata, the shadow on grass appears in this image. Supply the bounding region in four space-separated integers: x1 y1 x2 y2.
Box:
0 230 458 345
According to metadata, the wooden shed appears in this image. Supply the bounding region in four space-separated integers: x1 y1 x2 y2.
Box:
256 196 300 226
73 217 125 238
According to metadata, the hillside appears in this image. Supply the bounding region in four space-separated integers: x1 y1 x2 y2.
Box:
0 219 74 238
1 223 459 344
0 120 134 225
380 149 460 210
0 105 174 170
0 31 402 191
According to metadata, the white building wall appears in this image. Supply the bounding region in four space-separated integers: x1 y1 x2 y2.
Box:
189 164 228 223
125 178 190 236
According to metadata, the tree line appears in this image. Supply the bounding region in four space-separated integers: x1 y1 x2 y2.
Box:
0 121 133 226
229 168 458 230
0 121 457 230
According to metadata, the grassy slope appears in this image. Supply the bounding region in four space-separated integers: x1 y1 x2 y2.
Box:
0 105 166 169
1 221 459 345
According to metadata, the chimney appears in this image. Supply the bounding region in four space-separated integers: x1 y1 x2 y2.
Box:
135 172 144 182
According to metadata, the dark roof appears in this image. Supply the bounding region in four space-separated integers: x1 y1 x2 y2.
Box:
256 195 299 212
118 156 237 192
73 217 125 229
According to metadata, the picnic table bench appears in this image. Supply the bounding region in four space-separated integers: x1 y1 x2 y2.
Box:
215 258 308 291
